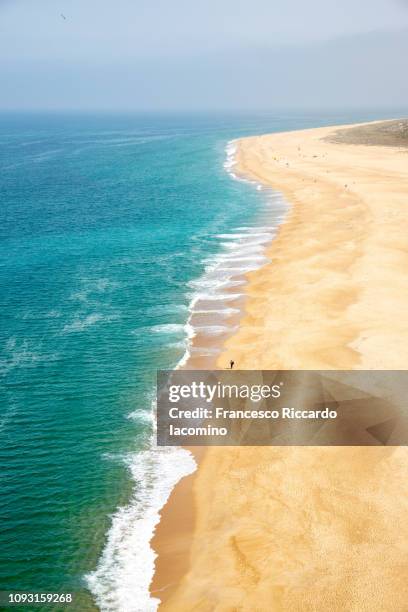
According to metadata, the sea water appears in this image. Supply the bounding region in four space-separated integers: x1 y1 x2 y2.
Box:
0 110 395 611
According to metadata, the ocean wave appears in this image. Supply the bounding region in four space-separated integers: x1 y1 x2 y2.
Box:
130 324 195 355
225 236 274 248
191 292 243 304
167 340 189 351
86 444 196 612
131 323 187 337
187 273 239 290
223 140 237 171
150 324 187 335
234 225 277 231
216 232 272 239
188 278 246 295
220 243 264 254
126 409 155 424
216 255 268 264
191 306 240 316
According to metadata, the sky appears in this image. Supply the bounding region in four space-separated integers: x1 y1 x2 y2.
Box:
1 0 408 110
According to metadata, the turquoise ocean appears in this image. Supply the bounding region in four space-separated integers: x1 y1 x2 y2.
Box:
0 111 397 611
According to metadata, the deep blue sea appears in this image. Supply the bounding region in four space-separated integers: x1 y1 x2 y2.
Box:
0 110 398 611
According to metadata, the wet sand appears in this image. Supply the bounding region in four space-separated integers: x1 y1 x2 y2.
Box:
151 120 408 611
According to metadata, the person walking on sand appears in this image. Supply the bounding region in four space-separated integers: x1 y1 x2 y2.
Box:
230 360 235 369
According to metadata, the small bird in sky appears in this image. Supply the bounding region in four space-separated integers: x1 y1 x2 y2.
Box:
61 13 67 20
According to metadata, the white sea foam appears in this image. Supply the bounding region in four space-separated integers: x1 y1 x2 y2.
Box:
216 232 272 239
127 409 155 424
86 444 196 612
131 324 193 347
223 141 237 171
218 255 268 263
191 292 243 303
192 307 240 316
234 225 277 231
150 323 186 335
221 239 264 249
167 339 189 350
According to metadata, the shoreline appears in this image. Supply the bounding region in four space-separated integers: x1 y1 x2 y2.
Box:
150 143 289 606
151 119 408 610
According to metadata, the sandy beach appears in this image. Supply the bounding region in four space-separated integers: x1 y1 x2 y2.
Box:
151 120 408 611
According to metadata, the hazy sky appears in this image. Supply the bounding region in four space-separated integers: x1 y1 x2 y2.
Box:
1 0 408 110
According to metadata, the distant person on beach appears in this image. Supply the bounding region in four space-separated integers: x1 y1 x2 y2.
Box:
230 360 235 369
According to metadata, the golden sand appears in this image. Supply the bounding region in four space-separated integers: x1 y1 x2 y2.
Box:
151 122 408 611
